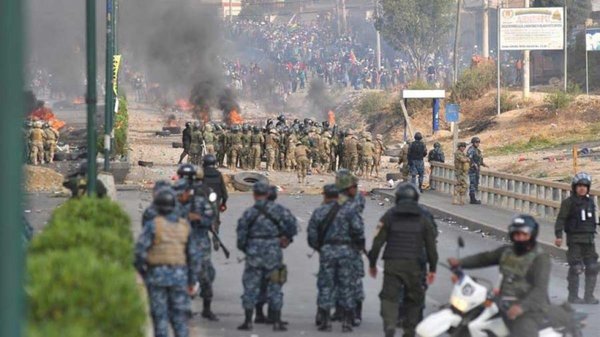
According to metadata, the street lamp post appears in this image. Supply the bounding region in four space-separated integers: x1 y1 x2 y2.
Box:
104 0 115 171
87 0 98 195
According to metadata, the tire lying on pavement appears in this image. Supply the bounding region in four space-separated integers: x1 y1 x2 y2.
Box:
232 172 269 192
138 161 154 167
155 131 171 137
386 173 403 181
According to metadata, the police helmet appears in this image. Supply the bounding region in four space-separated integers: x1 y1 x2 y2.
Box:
572 172 592 192
277 114 286 122
323 184 339 198
232 125 240 132
253 126 260 133
153 188 177 215
153 180 171 194
185 122 192 128
268 185 278 201
177 163 197 179
471 137 480 144
394 182 420 203
434 142 441 148
414 132 423 141
458 142 468 148
202 154 217 168
253 181 270 196
508 214 539 243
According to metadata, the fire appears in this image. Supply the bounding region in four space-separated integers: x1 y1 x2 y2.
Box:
175 99 193 111
165 114 179 127
229 109 243 125
72 96 85 105
328 110 336 126
29 106 66 130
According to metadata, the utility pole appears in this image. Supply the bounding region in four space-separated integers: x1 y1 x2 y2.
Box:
229 0 233 21
375 0 382 69
0 0 25 335
104 0 114 171
483 0 489 58
523 0 530 98
87 0 98 195
341 0 347 34
453 0 463 83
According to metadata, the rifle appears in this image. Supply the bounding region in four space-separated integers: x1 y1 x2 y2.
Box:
317 202 341 249
209 228 230 259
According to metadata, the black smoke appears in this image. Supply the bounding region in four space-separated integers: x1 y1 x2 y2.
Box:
307 79 335 118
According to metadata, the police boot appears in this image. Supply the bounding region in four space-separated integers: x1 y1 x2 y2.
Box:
331 305 342 321
201 299 219 321
272 310 288 332
469 193 481 205
352 301 362 327
254 303 267 324
584 272 599 305
568 268 585 304
317 308 332 331
237 309 253 331
341 309 353 333
268 307 288 325
315 308 324 326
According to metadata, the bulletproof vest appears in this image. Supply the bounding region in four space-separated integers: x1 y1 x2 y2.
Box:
146 216 190 266
266 134 277 148
344 137 358 154
454 151 470 172
251 134 262 145
362 141 374 156
499 245 543 298
381 205 426 260
30 129 44 142
294 145 308 158
430 149 443 162
203 131 215 145
45 129 57 141
230 132 243 146
203 167 224 202
468 146 483 165
242 133 251 146
408 141 426 161
566 196 597 234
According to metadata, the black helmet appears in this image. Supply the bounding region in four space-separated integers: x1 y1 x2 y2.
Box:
202 154 217 168
153 189 176 215
458 141 468 148
253 126 260 133
323 184 339 198
414 132 423 141
471 137 480 144
508 214 539 243
153 180 171 193
394 182 420 203
177 163 197 179
185 122 191 128
434 142 441 148
253 181 270 196
277 114 286 122
268 185 278 201
572 172 592 192
232 125 240 132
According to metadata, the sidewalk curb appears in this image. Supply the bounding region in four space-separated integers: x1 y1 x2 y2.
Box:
371 188 567 260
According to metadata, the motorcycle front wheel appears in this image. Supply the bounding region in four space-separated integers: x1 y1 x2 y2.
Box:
449 326 470 337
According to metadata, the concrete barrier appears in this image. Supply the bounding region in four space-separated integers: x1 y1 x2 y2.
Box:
430 162 600 220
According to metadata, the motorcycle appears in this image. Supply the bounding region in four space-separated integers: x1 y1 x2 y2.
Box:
416 238 586 337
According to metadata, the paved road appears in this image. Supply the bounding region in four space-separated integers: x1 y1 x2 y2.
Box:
26 191 600 336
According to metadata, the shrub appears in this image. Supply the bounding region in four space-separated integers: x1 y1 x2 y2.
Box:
114 96 129 157
567 81 582 96
28 219 133 269
357 92 388 116
27 322 101 337
49 197 132 240
27 248 146 337
451 63 497 101
496 92 517 113
544 90 573 110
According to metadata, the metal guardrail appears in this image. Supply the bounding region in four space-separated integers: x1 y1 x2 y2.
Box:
430 162 600 219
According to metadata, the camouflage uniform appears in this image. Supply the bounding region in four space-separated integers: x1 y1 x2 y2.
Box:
29 122 45 165
43 125 59 164
467 143 485 202
294 143 310 183
189 127 203 166
321 132 332 173
360 136 375 177
250 129 264 170
241 127 252 169
307 194 365 327
308 129 322 169
343 132 359 172
398 144 410 181
237 199 286 311
453 144 470 205
203 125 216 155
134 212 201 337
373 134 385 177
265 130 279 171
285 131 297 171
228 127 243 170
216 127 227 167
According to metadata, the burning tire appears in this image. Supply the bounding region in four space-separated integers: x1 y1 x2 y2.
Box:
232 172 269 192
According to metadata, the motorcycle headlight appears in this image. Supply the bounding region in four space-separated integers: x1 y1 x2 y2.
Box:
450 295 469 313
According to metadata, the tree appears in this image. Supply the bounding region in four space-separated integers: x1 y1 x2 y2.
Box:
378 0 455 79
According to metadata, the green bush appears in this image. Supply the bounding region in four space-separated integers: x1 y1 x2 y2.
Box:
567 81 582 96
27 248 146 337
357 92 388 116
49 197 132 240
114 96 129 157
544 90 573 110
451 63 497 101
497 92 517 113
27 322 100 337
28 219 133 269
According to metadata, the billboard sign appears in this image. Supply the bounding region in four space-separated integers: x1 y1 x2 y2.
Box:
586 28 600 51
500 7 564 50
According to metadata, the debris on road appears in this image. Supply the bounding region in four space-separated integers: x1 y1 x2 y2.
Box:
24 165 65 193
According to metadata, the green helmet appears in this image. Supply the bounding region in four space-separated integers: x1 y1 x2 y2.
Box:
335 169 358 190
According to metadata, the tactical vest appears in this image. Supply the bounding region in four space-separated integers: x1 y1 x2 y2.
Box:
499 245 543 298
344 137 358 154
294 146 308 158
408 141 426 161
454 151 470 172
382 208 425 260
468 146 483 166
251 134 262 145
146 216 190 266
362 141 374 156
30 129 44 142
45 129 58 141
430 149 443 162
230 133 243 146
242 133 251 147
566 196 597 234
266 134 277 148
204 131 215 145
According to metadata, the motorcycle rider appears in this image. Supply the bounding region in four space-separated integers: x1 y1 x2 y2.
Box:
555 172 599 304
448 215 551 337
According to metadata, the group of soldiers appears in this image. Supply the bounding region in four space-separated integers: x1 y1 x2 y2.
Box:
178 115 387 183
25 120 60 165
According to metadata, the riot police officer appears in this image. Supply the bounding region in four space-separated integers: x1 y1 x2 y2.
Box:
178 122 192 164
467 136 488 204
407 132 427 192
368 183 438 337
555 172 599 304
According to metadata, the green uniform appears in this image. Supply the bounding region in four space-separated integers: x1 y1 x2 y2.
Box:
204 130 216 155
250 133 264 170
453 150 470 204
241 131 251 169
189 129 203 165
398 145 409 181
368 201 438 337
460 245 550 337
555 195 599 300
227 131 243 170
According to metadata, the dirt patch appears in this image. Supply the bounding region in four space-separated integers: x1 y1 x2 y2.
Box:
24 165 65 193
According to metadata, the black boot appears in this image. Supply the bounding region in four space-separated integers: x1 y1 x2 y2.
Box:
268 307 288 325
469 193 481 204
315 308 324 326
254 303 267 324
352 301 362 327
201 299 219 321
584 272 599 305
385 329 396 337
568 268 585 304
331 305 342 322
272 310 288 332
341 309 353 333
317 308 332 332
237 309 253 331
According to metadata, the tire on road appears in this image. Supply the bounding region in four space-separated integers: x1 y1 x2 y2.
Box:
138 160 154 167
155 131 171 137
386 173 403 181
232 172 269 192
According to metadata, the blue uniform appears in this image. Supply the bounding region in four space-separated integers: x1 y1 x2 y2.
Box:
237 199 286 311
307 198 365 310
134 212 201 337
467 146 484 194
